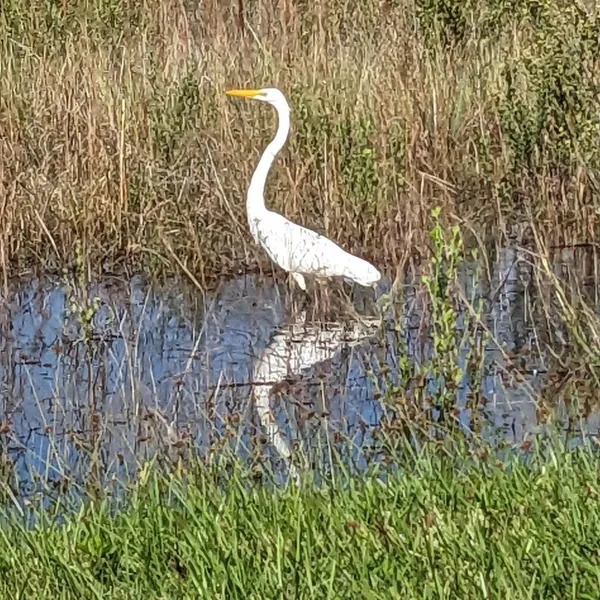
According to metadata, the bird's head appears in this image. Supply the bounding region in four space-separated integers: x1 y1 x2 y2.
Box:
225 87 288 110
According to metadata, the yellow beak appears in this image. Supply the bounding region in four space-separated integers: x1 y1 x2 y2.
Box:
225 89 264 99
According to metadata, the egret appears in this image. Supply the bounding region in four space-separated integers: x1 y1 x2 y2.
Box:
225 87 381 291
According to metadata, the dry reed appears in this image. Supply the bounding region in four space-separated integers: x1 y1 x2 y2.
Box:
0 0 598 286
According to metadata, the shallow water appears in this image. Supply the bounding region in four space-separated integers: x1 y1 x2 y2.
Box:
0 244 599 499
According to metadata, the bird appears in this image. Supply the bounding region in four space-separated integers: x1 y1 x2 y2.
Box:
225 87 382 292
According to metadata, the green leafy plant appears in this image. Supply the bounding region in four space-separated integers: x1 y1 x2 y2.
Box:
65 239 101 344
382 208 488 434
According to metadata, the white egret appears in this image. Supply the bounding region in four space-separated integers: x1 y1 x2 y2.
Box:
225 87 381 291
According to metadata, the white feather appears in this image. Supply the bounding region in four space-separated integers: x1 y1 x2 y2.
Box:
227 87 382 290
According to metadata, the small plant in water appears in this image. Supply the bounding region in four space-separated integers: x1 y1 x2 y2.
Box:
421 206 464 419
381 207 488 442
65 239 102 343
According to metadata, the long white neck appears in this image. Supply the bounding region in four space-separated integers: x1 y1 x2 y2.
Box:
247 100 290 219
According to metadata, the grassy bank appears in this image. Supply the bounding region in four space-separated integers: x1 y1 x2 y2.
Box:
1 443 599 598
0 0 598 284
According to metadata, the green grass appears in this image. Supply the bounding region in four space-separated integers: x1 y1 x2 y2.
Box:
1 444 599 599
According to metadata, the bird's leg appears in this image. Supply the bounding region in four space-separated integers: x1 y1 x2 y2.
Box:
308 276 327 321
290 272 306 291
285 272 308 318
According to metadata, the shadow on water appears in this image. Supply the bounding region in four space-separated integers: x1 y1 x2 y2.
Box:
0 242 599 500
252 308 381 484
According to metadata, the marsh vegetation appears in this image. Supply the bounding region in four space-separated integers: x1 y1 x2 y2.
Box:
0 0 600 596
0 0 598 283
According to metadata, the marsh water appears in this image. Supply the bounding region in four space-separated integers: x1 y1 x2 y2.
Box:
0 243 599 500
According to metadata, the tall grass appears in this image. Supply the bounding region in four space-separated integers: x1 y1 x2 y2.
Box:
0 0 598 284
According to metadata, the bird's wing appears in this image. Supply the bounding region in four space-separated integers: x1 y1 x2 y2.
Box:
255 212 351 277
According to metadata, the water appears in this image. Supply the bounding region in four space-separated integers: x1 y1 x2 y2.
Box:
0 244 599 500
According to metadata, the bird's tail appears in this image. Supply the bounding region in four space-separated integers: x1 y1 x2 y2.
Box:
342 255 381 287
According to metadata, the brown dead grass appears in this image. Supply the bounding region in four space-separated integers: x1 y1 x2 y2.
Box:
0 0 598 287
